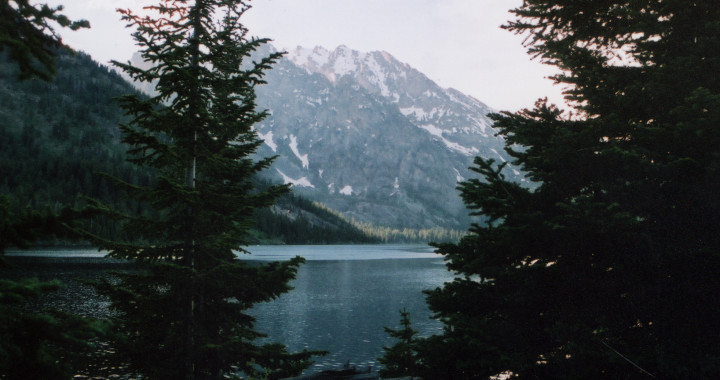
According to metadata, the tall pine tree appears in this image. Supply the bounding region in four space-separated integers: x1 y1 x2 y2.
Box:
91 1 316 378
415 1 720 378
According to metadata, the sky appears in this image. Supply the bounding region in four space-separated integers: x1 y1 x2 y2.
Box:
48 0 566 112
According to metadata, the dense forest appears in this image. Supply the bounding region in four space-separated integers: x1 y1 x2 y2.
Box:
0 51 143 207
0 49 156 240
0 50 384 244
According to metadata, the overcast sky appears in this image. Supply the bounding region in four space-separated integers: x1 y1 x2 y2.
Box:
48 0 566 111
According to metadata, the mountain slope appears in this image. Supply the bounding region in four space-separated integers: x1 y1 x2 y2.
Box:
251 45 520 229
0 50 370 244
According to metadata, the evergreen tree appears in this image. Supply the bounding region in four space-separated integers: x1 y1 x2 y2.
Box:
0 276 107 380
0 0 88 80
378 309 420 378
415 1 720 378
90 1 317 378
1 193 107 380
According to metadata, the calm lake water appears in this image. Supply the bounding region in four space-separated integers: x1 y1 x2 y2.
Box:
7 244 454 373
244 245 454 372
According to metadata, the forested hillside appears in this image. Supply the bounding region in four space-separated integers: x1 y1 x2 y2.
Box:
0 50 147 239
0 50 375 244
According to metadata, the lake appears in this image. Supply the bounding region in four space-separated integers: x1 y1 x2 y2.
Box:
243 245 453 372
6 244 454 374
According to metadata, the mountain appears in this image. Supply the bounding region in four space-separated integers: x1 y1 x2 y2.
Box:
251 45 521 229
126 44 522 230
0 50 372 244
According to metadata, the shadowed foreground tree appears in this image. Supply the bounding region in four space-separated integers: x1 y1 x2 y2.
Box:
0 0 88 80
87 0 318 379
0 198 108 380
378 309 421 378
0 275 107 380
410 1 720 379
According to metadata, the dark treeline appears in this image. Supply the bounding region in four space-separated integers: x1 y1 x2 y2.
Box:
254 195 464 245
310 202 465 243
0 50 152 240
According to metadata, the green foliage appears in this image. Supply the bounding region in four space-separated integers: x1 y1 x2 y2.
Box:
0 12 108 378
0 0 88 80
378 309 420 378
0 48 364 245
415 1 720 379
0 277 108 380
0 50 153 241
91 1 321 378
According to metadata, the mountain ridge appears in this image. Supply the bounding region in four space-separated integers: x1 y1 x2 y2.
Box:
251 44 519 229
125 44 520 229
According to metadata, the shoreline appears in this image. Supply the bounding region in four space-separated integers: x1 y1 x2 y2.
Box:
3 255 134 266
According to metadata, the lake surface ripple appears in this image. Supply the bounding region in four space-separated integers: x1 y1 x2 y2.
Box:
245 245 453 372
6 245 453 374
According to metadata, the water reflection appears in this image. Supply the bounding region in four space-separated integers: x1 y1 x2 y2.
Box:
7 245 453 372
250 255 452 371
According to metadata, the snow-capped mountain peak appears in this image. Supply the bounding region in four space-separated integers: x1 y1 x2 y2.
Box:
287 45 494 138
250 44 518 228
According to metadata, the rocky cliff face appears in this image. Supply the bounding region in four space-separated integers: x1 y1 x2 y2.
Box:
129 45 522 229
252 45 521 229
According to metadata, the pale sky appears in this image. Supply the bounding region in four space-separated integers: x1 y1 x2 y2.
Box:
47 0 566 112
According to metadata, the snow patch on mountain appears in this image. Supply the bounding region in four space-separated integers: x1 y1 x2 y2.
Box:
399 106 427 119
332 46 361 77
490 148 507 163
257 130 277 152
419 123 444 138
389 177 401 196
364 54 390 97
418 124 479 156
277 169 314 188
288 46 330 72
339 185 353 196
289 134 309 169
454 168 465 182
